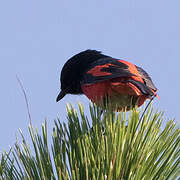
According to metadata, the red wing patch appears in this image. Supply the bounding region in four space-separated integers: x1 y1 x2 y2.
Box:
118 60 139 75
87 64 115 76
81 58 136 85
118 60 144 83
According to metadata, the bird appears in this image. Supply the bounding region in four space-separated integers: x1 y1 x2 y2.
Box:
56 50 158 111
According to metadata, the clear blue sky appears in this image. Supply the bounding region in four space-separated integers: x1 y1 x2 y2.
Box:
0 0 179 150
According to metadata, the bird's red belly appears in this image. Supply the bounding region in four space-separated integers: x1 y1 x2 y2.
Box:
81 77 148 111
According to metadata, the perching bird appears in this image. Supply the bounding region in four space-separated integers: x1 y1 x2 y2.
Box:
56 50 158 111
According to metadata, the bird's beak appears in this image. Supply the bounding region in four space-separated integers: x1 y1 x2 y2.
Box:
56 90 66 102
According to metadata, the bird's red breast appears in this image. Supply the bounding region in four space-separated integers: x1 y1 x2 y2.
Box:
82 78 149 111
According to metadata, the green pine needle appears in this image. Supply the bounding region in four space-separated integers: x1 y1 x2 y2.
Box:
0 103 179 180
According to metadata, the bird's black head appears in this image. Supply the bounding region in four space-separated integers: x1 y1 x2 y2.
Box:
56 50 109 102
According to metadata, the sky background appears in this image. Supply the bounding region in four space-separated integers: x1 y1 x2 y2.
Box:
0 0 180 151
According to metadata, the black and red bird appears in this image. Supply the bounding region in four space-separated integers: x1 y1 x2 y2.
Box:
56 50 158 111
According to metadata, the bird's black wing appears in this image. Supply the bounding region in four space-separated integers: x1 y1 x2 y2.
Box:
81 58 135 84
136 66 157 91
